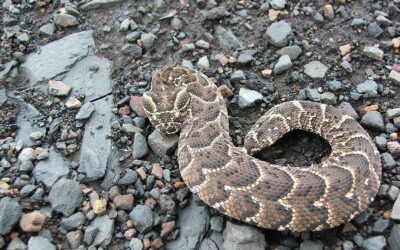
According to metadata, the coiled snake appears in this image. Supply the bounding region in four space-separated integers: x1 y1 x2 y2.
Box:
142 65 381 232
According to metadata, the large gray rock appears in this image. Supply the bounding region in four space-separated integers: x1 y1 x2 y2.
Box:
165 198 210 250
391 193 400 220
223 221 267 250
214 25 244 50
0 197 22 235
20 31 95 85
357 80 378 96
33 149 69 187
389 224 400 250
387 108 400 119
27 236 56 250
7 237 27 250
129 205 153 233
277 45 302 60
75 102 95 120
61 212 85 230
148 130 179 156
80 0 123 10
300 240 323 250
129 238 143 250
141 33 157 50
338 102 359 120
63 55 113 101
304 61 328 79
78 97 113 181
305 88 321 102
361 236 386 250
238 88 263 109
265 21 292 47
48 178 83 217
85 215 114 248
16 102 46 146
360 111 385 131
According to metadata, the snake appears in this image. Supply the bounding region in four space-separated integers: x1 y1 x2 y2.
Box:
142 65 381 232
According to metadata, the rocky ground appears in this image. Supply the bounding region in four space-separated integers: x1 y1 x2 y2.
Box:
1 0 400 249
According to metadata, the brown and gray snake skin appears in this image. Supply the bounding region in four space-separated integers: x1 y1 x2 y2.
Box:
142 65 382 232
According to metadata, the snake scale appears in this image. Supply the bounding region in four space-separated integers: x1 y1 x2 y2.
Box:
142 65 381 232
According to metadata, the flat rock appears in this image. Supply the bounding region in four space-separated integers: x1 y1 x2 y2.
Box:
129 205 153 233
387 108 400 119
231 70 246 82
214 25 244 50
327 80 342 91
148 129 178 156
48 178 83 217
121 44 142 58
53 13 78 28
75 102 95 120
85 215 114 248
389 224 400 250
360 111 385 131
63 55 113 100
165 198 210 250
28 236 56 250
304 61 328 79
16 102 46 146
300 240 323 250
78 97 113 181
33 149 69 187
7 238 27 250
39 23 55 37
20 31 94 86
61 212 85 230
305 88 321 102
238 88 263 109
265 21 292 47
0 197 22 235
141 33 157 50
361 236 386 250
48 80 71 96
392 193 400 220
223 221 267 250
80 0 123 10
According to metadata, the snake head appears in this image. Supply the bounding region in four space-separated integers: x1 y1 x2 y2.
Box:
142 86 190 134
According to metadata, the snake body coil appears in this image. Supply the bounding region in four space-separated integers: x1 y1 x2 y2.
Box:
143 65 381 232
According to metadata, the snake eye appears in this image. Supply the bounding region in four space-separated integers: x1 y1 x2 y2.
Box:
142 93 157 113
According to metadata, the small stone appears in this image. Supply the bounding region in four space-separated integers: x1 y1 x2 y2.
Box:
129 205 153 233
93 199 107 215
313 12 324 23
320 92 336 105
49 178 83 217
300 240 323 250
141 33 157 50
376 15 392 26
360 111 385 131
339 44 352 56
388 185 399 201
65 97 82 109
327 80 342 91
231 70 246 82
389 224 400 250
28 236 56 250
18 148 37 162
304 61 328 79
161 221 176 238
197 56 209 71
132 133 148 159
223 221 267 250
148 130 179 156
277 45 302 60
75 102 95 120
323 4 335 19
136 167 147 181
387 108 400 119
66 230 83 249
372 219 389 233
359 104 379 115
210 216 224 232
305 88 321 102
214 54 228 65
274 55 292 75
130 96 147 117
61 212 85 230
121 44 142 58
237 51 254 65
357 80 378 96
39 23 55 37
341 61 353 73
151 164 164 179
381 152 396 169
0 197 22 235
389 70 400 84
238 88 263 109
114 194 134 210
48 80 72 96
53 13 78 27
218 85 234 98
363 46 384 61
7 238 27 250
261 69 273 78
361 236 386 250
270 0 286 10
19 211 46 232
265 20 293 47
171 17 183 30
351 18 366 26
387 141 400 158
368 22 384 38
182 43 195 52
269 9 280 21
129 238 143 250
30 131 44 140
195 40 210 49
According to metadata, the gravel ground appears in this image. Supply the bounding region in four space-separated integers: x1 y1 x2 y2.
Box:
1 0 400 249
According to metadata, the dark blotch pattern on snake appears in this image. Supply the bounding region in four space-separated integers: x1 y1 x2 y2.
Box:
142 65 381 232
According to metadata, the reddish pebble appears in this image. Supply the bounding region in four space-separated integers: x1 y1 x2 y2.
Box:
393 64 400 72
161 221 176 238
118 105 131 116
150 237 163 249
130 96 147 117
19 211 46 232
218 84 234 98
68 130 78 139
114 194 134 210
